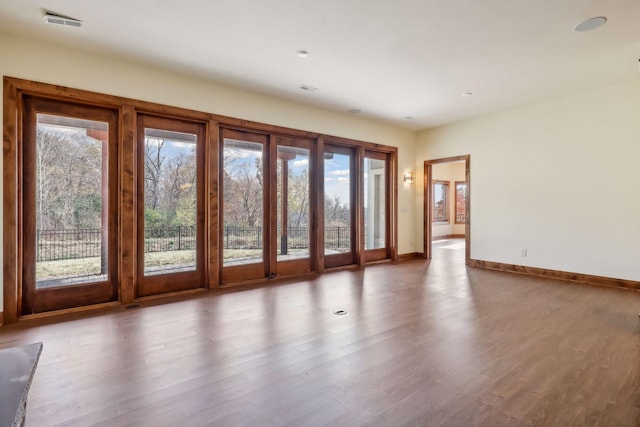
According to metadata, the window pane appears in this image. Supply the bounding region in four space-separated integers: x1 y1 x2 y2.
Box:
223 139 264 266
455 182 467 223
143 128 197 275
364 158 386 250
277 146 310 261
324 152 351 254
433 181 449 222
35 114 108 288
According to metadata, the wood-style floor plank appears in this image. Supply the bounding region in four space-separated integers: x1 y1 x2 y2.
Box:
1 239 639 426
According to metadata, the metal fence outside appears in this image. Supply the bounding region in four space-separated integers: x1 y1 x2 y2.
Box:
36 229 103 262
277 226 309 249
324 226 351 251
36 225 353 262
223 225 263 249
144 226 196 253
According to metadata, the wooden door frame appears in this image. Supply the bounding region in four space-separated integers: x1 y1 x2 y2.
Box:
322 143 358 269
219 128 270 284
271 135 316 277
362 150 392 263
423 155 470 263
18 96 121 314
135 114 208 297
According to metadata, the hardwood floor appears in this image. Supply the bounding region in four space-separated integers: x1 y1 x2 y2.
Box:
1 239 639 426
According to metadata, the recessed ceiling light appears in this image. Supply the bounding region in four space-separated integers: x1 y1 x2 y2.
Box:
461 92 473 97
43 9 83 28
297 50 309 58
348 109 361 114
300 84 318 93
575 17 607 32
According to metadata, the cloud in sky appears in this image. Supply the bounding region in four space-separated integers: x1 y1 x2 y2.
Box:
329 169 349 176
168 141 195 150
225 148 262 159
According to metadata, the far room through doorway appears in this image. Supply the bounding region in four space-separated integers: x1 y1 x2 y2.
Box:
424 155 470 263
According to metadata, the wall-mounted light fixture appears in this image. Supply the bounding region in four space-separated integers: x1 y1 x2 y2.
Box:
403 171 414 184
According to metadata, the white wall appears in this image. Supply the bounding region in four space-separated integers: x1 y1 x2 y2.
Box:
416 82 640 281
0 33 417 309
431 162 466 237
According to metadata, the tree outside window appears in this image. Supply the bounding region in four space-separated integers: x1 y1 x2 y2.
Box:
455 181 467 224
433 180 449 223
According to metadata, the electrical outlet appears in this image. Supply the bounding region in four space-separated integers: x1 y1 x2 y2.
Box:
521 249 527 257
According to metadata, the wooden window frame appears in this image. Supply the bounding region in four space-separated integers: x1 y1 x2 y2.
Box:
3 76 398 324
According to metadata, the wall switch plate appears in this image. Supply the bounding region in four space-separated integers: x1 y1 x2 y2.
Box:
521 249 527 257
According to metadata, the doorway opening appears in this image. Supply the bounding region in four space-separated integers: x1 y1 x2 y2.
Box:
424 155 470 264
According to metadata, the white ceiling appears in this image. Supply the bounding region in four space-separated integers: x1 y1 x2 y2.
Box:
1 0 639 130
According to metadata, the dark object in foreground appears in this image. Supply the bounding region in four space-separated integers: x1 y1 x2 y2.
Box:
0 342 43 427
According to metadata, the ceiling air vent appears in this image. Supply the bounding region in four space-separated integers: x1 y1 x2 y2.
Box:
43 10 83 28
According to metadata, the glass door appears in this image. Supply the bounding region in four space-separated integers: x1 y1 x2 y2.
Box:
221 129 268 283
136 115 205 297
363 151 390 262
273 137 313 276
323 144 356 268
21 97 118 314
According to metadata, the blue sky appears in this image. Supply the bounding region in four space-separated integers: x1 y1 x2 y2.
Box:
324 154 350 206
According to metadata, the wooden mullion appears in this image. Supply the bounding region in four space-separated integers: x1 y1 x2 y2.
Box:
218 127 226 284
208 120 220 289
356 146 365 268
315 138 326 273
195 120 206 284
308 138 318 272
21 98 38 314
3 78 20 323
389 150 398 261
465 157 471 265
107 108 120 301
267 135 278 278
120 105 136 303
135 114 146 294
424 163 433 259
